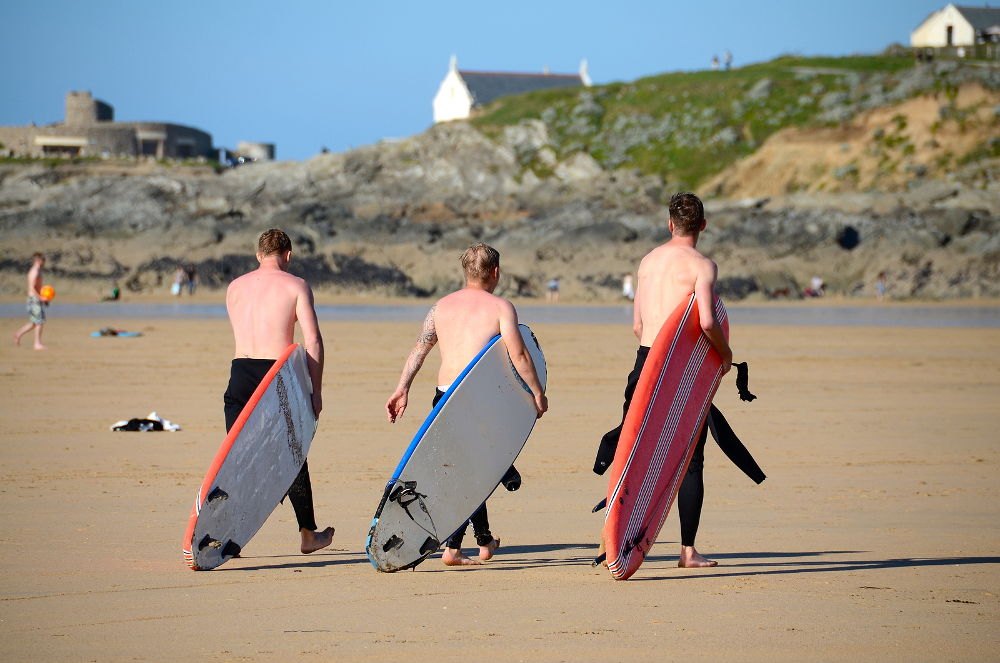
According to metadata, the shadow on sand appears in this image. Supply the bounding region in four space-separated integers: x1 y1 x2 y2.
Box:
631 553 1000 582
211 543 999 579
217 550 368 572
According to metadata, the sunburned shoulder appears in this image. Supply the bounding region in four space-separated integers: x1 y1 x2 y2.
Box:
439 288 508 305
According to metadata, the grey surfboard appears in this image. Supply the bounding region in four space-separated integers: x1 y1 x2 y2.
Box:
182 344 316 570
366 324 546 572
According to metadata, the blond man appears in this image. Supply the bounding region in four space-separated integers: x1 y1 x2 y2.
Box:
386 243 548 566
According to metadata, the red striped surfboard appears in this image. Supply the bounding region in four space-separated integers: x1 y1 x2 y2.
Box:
603 293 729 580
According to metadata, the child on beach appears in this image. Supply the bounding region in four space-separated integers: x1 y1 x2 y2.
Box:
385 243 548 566
13 252 49 351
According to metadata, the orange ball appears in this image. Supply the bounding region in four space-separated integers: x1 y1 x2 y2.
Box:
40 285 55 301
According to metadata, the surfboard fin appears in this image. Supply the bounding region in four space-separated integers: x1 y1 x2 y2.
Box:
418 537 440 555
383 534 404 553
221 540 241 558
592 498 607 513
198 535 221 551
591 552 607 567
206 487 229 502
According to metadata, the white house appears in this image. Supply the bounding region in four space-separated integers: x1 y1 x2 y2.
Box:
911 3 1000 48
433 56 591 123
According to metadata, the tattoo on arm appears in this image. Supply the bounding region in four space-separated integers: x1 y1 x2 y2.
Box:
417 305 437 345
398 305 438 389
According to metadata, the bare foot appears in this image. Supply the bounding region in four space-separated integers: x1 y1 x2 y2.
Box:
300 526 335 554
442 548 482 566
13 332 21 346
33 344 47 351
678 545 717 568
478 537 500 562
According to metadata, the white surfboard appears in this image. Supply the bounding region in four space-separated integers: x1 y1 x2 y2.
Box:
366 324 547 572
182 344 316 570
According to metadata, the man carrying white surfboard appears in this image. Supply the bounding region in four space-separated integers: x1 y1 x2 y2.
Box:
595 193 731 569
385 243 548 566
225 229 335 555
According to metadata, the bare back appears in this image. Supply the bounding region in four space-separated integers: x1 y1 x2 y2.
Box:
634 242 718 347
433 288 511 386
227 266 311 359
26 263 42 298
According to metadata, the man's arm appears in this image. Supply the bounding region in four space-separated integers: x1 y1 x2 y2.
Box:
694 260 732 375
296 282 325 418
386 305 438 423
632 257 649 340
632 278 644 341
498 300 548 418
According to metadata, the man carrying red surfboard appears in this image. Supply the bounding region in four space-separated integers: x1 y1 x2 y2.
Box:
385 242 548 567
225 229 335 555
594 192 746 569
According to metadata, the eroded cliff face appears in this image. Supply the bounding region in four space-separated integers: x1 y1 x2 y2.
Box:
2 97 998 301
703 85 1000 198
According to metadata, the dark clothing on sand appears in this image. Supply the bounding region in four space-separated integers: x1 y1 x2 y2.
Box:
594 346 765 547
224 358 318 532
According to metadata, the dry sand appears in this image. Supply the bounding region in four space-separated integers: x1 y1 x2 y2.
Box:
1 311 998 661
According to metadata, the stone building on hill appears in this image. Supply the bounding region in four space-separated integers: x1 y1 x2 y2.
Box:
0 91 213 159
236 141 276 162
911 4 1000 52
433 56 591 123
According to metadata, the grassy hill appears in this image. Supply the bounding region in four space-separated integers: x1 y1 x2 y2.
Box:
472 55 995 190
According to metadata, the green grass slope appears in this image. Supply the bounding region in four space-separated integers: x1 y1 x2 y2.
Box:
473 54 993 190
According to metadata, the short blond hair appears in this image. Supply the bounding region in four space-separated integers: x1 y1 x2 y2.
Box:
460 243 500 282
257 229 292 256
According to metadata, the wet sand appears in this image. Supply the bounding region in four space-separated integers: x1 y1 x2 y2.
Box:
1 315 998 661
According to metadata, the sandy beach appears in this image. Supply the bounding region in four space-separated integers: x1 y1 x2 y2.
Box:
1 309 998 661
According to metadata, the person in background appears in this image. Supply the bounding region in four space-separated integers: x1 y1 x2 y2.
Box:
172 266 187 296
804 276 825 298
13 252 48 350
875 271 887 301
185 264 197 295
546 278 560 303
102 281 120 302
622 273 635 301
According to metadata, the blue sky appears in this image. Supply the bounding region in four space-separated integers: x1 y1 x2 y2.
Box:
1 1 948 161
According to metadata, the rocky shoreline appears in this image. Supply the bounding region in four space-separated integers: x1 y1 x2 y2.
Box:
3 79 998 301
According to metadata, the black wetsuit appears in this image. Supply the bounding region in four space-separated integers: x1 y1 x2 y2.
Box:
594 346 765 547
224 358 318 532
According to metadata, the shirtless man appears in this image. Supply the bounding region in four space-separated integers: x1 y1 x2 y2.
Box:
225 229 334 555
385 243 548 566
13 253 48 350
594 192 732 568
